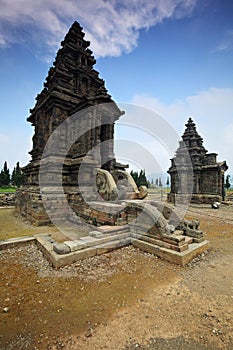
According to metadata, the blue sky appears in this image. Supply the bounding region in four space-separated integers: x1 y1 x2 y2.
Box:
0 0 233 179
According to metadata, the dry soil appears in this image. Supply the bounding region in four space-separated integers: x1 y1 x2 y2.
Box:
0 204 233 350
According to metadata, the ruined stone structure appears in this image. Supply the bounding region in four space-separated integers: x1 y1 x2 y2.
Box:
15 21 146 225
14 23 210 265
168 118 228 204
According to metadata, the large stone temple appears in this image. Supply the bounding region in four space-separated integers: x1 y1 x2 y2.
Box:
168 118 228 204
15 21 147 226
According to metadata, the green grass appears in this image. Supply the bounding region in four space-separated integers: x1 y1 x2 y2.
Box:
0 187 17 193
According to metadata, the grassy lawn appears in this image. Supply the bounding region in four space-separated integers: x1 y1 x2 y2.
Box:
0 208 64 241
0 187 17 193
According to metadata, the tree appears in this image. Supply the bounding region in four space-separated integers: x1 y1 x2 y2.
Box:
0 161 10 187
166 176 170 187
138 169 148 187
130 170 138 185
225 174 231 190
130 169 148 188
11 162 24 187
159 177 163 187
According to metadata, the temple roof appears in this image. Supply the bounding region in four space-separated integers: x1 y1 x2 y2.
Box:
168 117 229 175
181 117 207 154
28 21 112 122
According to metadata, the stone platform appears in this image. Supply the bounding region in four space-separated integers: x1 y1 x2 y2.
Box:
36 228 209 268
2 199 211 268
0 224 209 268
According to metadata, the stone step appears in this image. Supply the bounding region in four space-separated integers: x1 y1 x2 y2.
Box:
131 233 188 253
131 238 211 266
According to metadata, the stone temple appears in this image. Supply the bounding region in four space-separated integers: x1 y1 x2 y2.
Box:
168 118 228 204
15 21 147 226
15 22 210 266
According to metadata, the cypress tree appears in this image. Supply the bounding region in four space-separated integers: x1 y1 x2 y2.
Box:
0 161 10 187
225 174 231 189
11 162 24 187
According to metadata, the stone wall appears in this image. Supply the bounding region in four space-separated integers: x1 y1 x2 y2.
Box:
0 193 15 206
15 188 136 227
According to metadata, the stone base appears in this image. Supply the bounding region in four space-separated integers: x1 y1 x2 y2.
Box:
37 230 210 267
190 194 222 204
15 187 51 225
131 237 210 266
0 227 210 268
167 193 222 205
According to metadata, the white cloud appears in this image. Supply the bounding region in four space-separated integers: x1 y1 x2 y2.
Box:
0 33 7 48
0 0 197 59
131 87 233 173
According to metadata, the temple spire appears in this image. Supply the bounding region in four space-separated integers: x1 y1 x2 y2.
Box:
181 117 207 153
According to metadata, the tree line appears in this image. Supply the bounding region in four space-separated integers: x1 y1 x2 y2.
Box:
130 170 232 190
0 161 24 187
130 170 170 188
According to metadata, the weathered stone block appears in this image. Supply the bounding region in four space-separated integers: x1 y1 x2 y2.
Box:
186 229 203 239
64 240 87 252
53 243 71 255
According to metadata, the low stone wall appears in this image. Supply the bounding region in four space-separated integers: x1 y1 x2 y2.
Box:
15 187 179 232
0 193 15 206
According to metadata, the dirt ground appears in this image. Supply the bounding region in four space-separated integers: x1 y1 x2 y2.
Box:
0 204 233 350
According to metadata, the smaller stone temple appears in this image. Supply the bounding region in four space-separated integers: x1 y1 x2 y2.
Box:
168 118 228 204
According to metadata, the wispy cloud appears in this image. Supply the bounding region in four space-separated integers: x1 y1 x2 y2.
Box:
0 0 197 60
